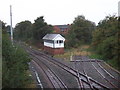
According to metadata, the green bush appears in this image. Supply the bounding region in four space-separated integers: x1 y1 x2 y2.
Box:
89 54 104 60
91 15 120 70
107 59 120 71
2 33 31 88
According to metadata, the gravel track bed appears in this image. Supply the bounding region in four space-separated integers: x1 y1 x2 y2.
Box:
35 54 79 88
24 45 120 89
30 60 54 88
100 62 120 81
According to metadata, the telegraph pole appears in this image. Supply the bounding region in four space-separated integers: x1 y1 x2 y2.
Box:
10 5 13 44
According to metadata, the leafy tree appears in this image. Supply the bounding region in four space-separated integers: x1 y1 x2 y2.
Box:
72 15 95 43
1 21 8 34
32 16 53 42
65 29 77 47
1 21 6 30
66 15 96 48
92 15 119 69
5 25 11 35
2 31 31 88
14 20 32 41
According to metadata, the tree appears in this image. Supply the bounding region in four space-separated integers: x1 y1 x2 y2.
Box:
14 20 32 41
2 31 31 88
32 16 53 42
65 29 77 47
92 15 119 62
72 15 95 44
1 21 6 30
66 15 96 48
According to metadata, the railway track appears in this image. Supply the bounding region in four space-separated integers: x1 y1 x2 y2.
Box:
30 59 54 88
30 52 68 89
76 59 94 89
29 62 44 88
74 55 120 89
24 46 111 89
90 59 120 88
95 60 120 83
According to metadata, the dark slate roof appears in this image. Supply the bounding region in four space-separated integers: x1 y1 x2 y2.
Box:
43 34 58 40
43 34 65 41
55 25 69 29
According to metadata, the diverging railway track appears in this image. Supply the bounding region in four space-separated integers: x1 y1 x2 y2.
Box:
23 45 119 89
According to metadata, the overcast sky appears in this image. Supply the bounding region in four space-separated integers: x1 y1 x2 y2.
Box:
0 0 119 27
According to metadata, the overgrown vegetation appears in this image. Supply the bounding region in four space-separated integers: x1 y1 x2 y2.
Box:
14 21 32 41
3 15 119 72
91 15 119 70
54 45 91 61
14 16 53 45
89 53 104 60
65 15 96 48
2 23 31 88
59 15 119 71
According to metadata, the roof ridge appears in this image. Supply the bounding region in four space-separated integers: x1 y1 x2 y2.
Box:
43 34 65 40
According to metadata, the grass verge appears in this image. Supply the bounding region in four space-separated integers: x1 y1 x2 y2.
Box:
106 59 120 71
54 45 91 61
88 54 104 60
